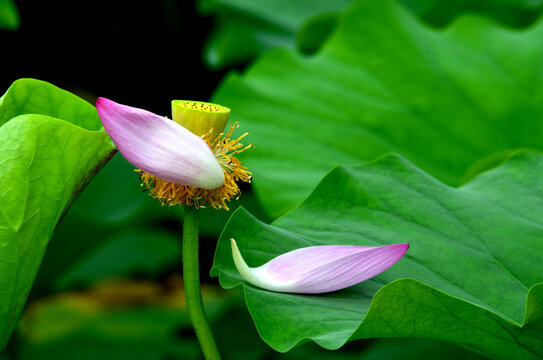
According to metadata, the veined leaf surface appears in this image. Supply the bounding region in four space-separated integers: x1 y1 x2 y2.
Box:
0 79 115 350
212 0 543 217
212 152 543 359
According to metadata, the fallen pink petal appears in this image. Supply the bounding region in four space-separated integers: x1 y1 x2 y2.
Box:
231 239 409 294
96 97 224 189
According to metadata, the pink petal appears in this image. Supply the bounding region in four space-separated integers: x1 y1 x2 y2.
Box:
96 97 224 189
231 239 409 294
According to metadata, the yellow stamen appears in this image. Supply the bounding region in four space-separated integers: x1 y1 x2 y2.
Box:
137 123 253 210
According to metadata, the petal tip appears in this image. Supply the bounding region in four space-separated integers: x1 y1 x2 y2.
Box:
386 242 409 264
95 97 120 118
95 96 111 108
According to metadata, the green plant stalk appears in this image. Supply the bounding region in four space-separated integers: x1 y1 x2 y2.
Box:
183 206 221 360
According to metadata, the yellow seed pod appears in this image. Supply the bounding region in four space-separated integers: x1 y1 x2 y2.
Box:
171 100 230 137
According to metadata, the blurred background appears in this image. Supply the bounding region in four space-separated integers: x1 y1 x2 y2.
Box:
1 0 541 358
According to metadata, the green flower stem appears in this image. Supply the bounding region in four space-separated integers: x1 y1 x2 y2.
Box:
183 206 221 360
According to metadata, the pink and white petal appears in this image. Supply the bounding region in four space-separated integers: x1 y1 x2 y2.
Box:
96 97 224 189
231 239 409 294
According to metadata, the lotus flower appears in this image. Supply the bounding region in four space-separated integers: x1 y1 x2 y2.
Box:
96 98 252 209
231 239 409 293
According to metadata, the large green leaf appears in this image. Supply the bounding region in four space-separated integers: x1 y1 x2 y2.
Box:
200 0 543 69
198 0 353 69
0 79 115 350
0 79 103 131
212 0 543 217
212 152 543 359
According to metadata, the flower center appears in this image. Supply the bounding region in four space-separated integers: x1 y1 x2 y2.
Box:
137 123 252 210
